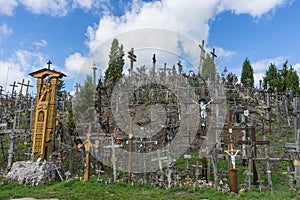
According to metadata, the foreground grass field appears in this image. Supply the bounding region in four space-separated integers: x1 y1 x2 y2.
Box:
0 177 299 200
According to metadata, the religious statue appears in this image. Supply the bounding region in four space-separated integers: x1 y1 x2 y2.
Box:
225 150 240 169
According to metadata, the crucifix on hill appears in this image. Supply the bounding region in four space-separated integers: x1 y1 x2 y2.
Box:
76 123 107 182
128 48 137 79
220 121 244 193
198 40 205 76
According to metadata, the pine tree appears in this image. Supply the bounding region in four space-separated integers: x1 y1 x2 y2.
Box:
202 53 216 81
73 75 96 123
263 63 279 89
241 58 254 87
104 38 125 84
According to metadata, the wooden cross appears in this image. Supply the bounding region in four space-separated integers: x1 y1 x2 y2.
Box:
159 63 172 77
152 53 156 75
23 80 33 99
103 128 122 183
9 81 18 99
128 48 137 79
76 123 106 182
220 121 244 193
198 40 206 76
47 60 52 70
210 48 217 62
151 149 168 173
177 60 183 74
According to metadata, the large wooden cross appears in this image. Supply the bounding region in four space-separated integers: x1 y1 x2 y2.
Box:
76 123 106 182
198 40 206 76
220 121 244 193
237 126 269 186
9 81 18 99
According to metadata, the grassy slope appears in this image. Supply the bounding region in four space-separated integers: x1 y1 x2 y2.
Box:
0 177 298 200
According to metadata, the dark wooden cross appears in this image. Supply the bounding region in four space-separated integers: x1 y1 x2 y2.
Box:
23 80 33 99
47 60 52 70
177 60 183 74
237 125 270 187
210 48 217 62
198 40 206 76
152 53 156 76
128 48 137 79
9 81 18 99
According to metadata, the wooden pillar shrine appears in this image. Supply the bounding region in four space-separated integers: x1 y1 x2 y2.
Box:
29 64 66 160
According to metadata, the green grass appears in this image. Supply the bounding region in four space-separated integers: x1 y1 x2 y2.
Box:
0 177 298 200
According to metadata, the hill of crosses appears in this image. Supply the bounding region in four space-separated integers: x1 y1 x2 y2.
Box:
0 44 299 195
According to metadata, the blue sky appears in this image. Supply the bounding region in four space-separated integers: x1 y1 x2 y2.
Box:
0 0 299 93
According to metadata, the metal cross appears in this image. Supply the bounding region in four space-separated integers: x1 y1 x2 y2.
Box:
210 48 217 62
47 60 52 70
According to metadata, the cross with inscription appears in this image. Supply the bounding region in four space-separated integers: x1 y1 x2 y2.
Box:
47 60 52 70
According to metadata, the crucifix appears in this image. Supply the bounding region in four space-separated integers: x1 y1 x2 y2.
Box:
151 149 168 173
220 121 244 193
47 60 52 70
76 123 105 182
198 40 206 76
210 48 217 62
128 48 137 80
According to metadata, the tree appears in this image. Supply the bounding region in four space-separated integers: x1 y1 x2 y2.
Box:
73 75 96 123
263 61 299 94
104 38 125 84
263 63 279 89
202 53 216 81
241 58 254 88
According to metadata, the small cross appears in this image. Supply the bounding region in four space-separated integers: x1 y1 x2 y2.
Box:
210 48 217 62
47 60 52 70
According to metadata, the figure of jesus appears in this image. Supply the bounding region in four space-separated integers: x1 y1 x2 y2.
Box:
225 150 240 169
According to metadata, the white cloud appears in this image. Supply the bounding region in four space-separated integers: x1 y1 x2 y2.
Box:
0 23 13 36
252 57 286 85
33 39 47 48
0 0 18 16
20 0 70 17
217 0 290 17
65 52 88 74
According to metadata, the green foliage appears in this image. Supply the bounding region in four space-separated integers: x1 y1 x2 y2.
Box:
104 38 125 84
263 60 299 94
202 53 216 81
241 58 254 87
73 75 96 123
67 109 76 136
